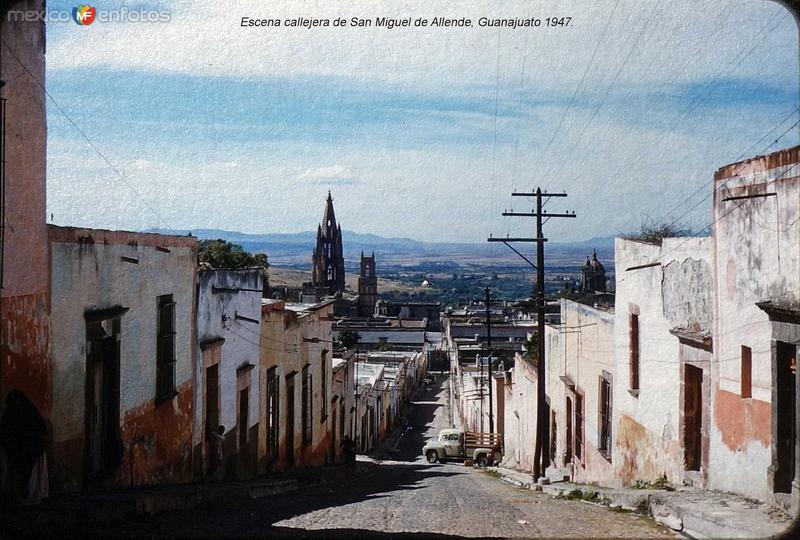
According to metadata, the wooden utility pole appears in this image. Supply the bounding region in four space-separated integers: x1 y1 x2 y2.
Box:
485 286 493 433
488 188 575 479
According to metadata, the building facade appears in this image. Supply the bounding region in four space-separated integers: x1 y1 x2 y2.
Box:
195 269 264 480
259 299 335 472
0 0 52 504
613 236 713 489
49 226 198 492
711 146 800 510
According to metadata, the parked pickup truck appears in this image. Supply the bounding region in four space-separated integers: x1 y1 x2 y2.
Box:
422 429 502 467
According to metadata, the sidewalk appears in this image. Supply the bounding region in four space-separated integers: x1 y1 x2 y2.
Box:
1 462 363 535
491 466 794 539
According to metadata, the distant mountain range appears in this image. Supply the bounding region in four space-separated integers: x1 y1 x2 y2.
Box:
147 228 616 270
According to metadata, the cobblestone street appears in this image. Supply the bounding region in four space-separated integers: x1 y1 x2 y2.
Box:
78 376 671 538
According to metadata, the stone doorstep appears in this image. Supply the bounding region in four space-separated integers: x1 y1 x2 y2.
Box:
491 468 791 539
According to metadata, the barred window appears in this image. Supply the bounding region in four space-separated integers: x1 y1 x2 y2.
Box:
575 393 583 461
598 375 612 460
156 295 176 401
629 313 640 392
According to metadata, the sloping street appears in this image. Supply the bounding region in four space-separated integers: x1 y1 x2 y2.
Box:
80 376 671 538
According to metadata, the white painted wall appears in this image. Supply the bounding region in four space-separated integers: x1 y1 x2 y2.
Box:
612 237 712 487
50 228 196 464
195 269 263 448
710 150 800 501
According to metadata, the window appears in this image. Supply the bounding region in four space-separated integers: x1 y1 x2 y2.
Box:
741 345 752 398
629 313 640 393
575 393 584 461
301 365 312 445
156 295 177 401
238 386 249 449
599 375 612 460
266 367 279 462
320 350 328 421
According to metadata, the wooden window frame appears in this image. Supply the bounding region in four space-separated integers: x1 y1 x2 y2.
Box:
598 373 613 461
156 295 177 403
741 345 752 398
629 312 640 395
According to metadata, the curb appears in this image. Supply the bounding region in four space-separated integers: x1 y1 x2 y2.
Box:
489 467 791 539
2 466 354 533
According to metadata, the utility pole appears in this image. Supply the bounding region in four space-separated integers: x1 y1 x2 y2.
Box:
488 188 575 480
485 286 494 433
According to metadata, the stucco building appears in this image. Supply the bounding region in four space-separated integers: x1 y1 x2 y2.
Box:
195 269 264 480
0 0 52 503
48 226 198 492
711 146 800 511
259 299 335 472
613 236 713 489
545 299 616 486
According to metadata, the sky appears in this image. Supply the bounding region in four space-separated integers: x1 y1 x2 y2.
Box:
39 0 800 243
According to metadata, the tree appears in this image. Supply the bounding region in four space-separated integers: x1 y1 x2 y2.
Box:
338 328 361 350
197 239 269 270
525 333 539 360
628 220 693 244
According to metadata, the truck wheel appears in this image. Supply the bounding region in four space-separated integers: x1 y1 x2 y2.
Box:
476 454 488 467
426 450 439 463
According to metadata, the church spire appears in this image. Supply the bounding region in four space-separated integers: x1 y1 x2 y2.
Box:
311 191 346 295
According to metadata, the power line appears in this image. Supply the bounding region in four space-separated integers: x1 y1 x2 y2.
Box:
549 0 663 182
533 0 622 176
0 36 177 234
656 116 800 235
647 105 800 232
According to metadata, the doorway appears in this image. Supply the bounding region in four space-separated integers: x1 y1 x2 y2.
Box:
565 396 573 463
285 374 295 466
774 341 797 494
684 364 703 471
84 319 122 485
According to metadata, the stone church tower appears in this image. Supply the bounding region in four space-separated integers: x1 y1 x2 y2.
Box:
580 250 607 292
358 252 378 316
311 191 346 295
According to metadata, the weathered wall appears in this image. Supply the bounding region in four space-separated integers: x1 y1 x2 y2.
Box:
710 146 800 501
0 0 52 442
500 353 537 472
258 301 334 472
545 300 616 486
612 237 712 488
49 226 197 491
332 356 355 462
195 269 263 479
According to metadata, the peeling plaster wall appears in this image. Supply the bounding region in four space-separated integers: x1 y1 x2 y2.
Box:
545 300 616 486
710 147 800 501
195 269 263 478
0 0 51 425
612 237 712 487
500 353 538 472
332 356 355 462
48 226 197 491
258 301 334 472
